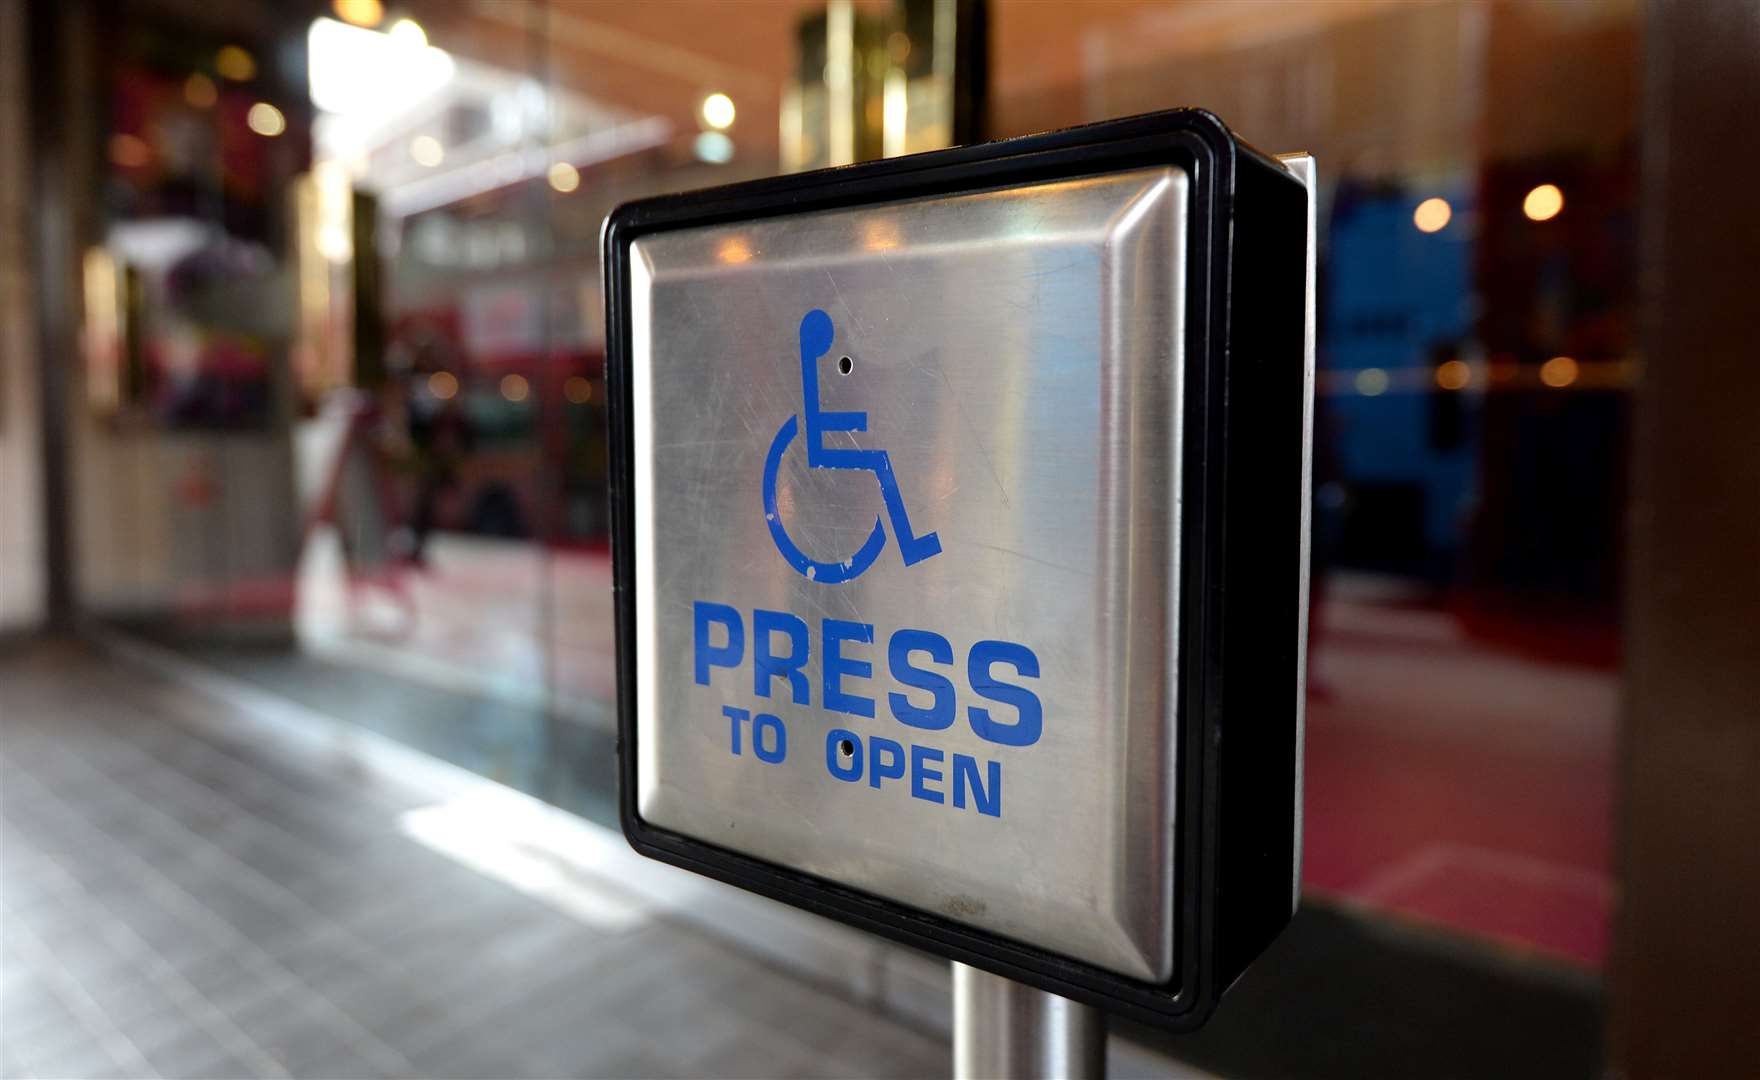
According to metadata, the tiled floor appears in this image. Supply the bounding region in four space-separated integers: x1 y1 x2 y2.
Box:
0 641 948 1079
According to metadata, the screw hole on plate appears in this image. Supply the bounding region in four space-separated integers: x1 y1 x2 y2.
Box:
837 356 853 375
838 738 855 758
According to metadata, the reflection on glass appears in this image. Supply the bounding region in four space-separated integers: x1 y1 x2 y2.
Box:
64 5 1642 1070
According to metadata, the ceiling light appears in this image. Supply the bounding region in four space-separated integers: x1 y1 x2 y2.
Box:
547 162 580 193
1413 197 1451 234
410 135 445 167
308 17 454 118
389 18 428 48
332 0 383 27
183 73 217 108
246 102 286 137
216 45 256 82
1540 355 1578 388
1434 360 1470 391
1523 184 1563 222
700 92 736 131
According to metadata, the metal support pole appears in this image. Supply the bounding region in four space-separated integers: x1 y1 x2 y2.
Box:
953 963 1107 1080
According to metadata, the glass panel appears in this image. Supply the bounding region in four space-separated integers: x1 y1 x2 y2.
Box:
983 10 1631 1070
64 1 1637 1073
986 0 1632 975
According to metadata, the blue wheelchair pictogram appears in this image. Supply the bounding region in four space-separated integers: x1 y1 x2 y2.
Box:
762 309 942 583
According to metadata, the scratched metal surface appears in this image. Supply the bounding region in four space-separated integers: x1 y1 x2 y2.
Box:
629 167 1188 980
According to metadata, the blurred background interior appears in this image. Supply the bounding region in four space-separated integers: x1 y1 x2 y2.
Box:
2 0 1755 1077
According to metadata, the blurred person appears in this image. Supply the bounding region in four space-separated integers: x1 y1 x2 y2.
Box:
387 321 473 566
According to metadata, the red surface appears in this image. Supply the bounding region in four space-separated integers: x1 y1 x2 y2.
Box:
1300 593 1617 968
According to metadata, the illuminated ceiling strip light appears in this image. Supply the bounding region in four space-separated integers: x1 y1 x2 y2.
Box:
379 116 673 218
470 0 770 98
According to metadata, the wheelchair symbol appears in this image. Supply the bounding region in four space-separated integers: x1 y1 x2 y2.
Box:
762 309 942 583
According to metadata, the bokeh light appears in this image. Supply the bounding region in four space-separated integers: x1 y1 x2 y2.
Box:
182 73 217 108
548 162 580 193
694 131 734 164
216 45 256 82
701 92 736 131
246 102 286 137
1540 355 1579 387
332 0 384 27
1524 183 1564 222
409 134 445 167
389 19 428 48
1413 197 1452 234
1435 359 1471 390
108 133 151 168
